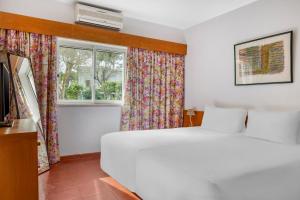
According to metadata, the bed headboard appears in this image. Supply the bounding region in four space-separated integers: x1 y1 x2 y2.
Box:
183 110 248 127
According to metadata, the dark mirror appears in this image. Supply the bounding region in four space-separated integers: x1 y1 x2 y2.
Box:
0 51 18 126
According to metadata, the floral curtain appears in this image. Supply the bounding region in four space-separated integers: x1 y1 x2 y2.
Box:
0 29 60 171
121 47 185 131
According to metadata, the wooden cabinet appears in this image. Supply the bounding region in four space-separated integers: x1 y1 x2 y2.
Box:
183 110 204 127
0 119 38 200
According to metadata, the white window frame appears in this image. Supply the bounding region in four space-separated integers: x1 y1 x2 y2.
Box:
57 38 127 106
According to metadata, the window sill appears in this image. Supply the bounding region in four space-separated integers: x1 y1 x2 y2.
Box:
57 102 123 107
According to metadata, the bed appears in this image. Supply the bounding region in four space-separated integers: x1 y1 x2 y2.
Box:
101 127 230 191
101 106 300 200
135 135 300 200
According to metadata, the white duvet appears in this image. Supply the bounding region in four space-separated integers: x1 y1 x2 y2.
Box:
101 127 229 191
136 136 300 200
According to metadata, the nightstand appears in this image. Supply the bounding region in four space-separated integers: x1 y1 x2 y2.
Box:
183 110 204 127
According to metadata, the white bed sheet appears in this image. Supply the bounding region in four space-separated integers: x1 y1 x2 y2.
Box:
100 127 230 191
136 136 300 200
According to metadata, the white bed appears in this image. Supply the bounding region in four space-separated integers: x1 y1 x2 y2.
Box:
101 127 230 191
135 135 300 200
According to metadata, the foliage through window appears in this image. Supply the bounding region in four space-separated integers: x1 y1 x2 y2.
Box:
57 39 125 104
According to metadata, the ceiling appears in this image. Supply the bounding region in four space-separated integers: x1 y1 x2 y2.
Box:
58 0 259 29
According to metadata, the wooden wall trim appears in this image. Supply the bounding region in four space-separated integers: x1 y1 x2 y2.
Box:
0 11 187 55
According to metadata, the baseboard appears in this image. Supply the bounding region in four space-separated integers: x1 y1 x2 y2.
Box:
60 152 100 162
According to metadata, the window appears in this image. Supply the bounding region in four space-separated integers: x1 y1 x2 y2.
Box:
57 38 126 105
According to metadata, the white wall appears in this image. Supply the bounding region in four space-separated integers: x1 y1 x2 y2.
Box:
0 0 185 156
185 0 300 110
122 17 185 43
0 0 185 43
57 106 121 155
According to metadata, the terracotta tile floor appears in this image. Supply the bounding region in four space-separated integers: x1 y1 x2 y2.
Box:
39 154 141 200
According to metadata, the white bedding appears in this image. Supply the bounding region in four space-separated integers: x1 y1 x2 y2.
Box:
136 136 300 200
100 127 230 191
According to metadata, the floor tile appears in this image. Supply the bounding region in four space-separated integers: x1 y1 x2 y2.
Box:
39 155 140 200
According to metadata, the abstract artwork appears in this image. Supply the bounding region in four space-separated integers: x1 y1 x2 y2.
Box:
234 31 293 85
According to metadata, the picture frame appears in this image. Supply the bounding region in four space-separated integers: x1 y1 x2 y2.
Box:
234 31 293 86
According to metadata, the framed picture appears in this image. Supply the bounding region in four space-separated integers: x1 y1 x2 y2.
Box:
234 31 293 85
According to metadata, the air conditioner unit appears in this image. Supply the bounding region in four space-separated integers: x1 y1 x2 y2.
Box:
75 3 123 31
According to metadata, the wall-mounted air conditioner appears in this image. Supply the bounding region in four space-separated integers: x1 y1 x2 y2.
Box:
75 3 123 31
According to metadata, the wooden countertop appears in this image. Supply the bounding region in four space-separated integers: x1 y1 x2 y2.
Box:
0 119 37 137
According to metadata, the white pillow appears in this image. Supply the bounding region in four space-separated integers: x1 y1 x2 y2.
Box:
202 106 247 133
245 110 300 144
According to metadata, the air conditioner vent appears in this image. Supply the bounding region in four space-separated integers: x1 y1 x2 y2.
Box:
75 3 123 31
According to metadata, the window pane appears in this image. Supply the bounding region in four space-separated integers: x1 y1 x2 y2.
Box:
58 47 93 101
95 51 124 101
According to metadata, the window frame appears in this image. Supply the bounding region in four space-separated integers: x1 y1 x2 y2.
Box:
57 38 127 106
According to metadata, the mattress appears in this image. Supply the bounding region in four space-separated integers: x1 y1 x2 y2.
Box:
100 127 229 191
136 136 300 200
